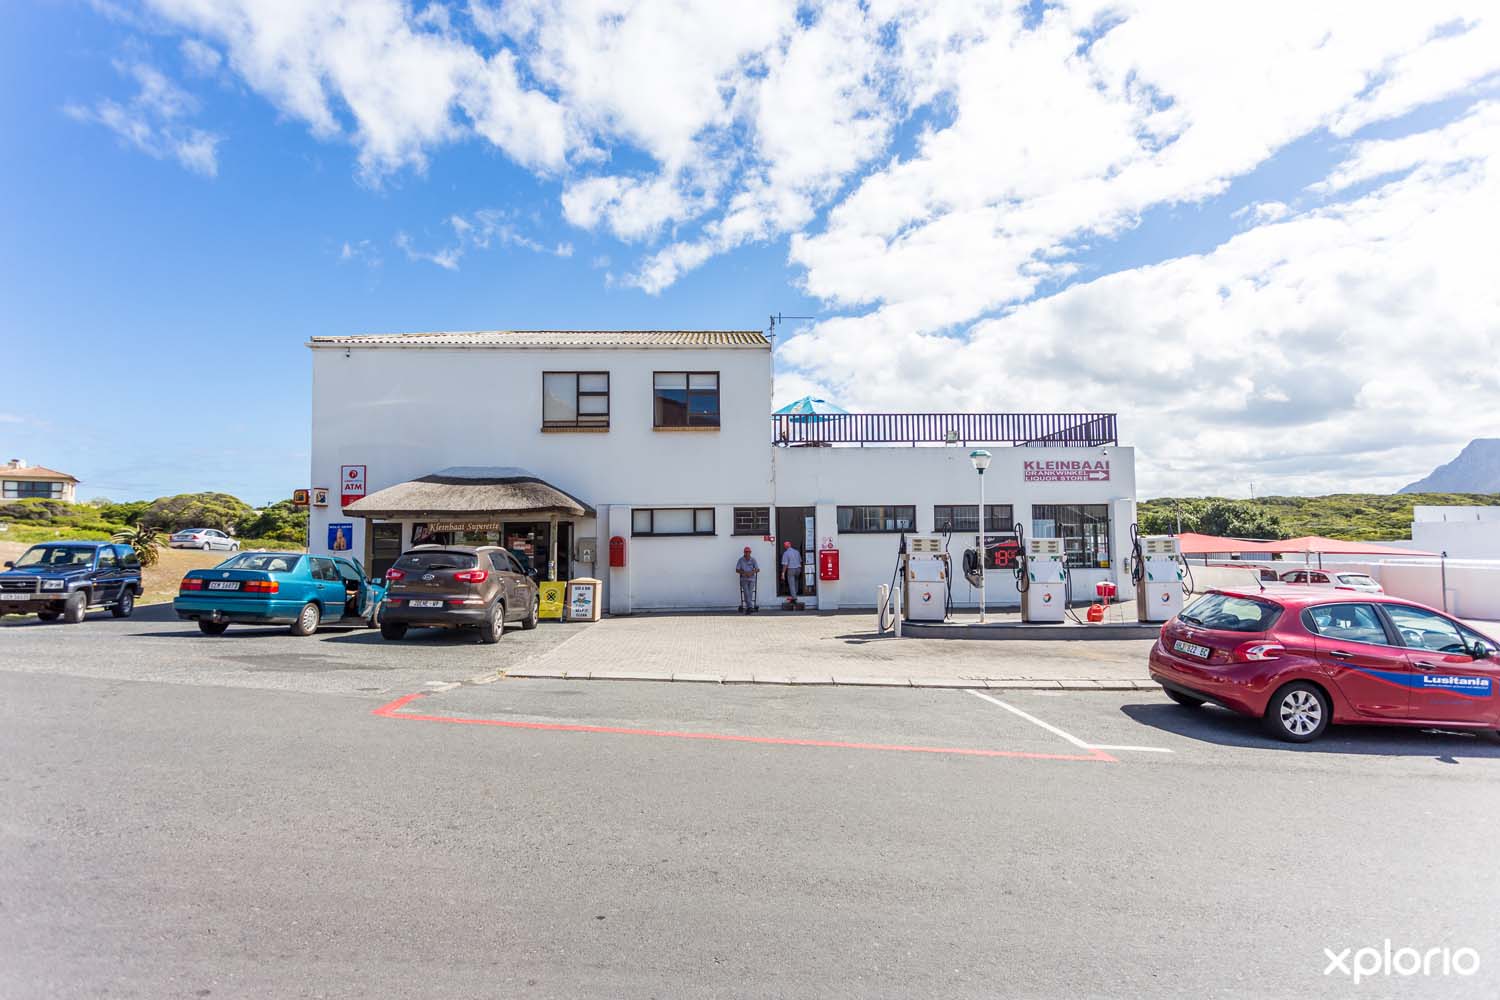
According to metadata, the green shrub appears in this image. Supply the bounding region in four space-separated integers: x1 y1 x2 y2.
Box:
140 493 257 534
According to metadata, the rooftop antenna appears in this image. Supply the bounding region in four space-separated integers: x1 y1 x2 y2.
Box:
768 313 815 346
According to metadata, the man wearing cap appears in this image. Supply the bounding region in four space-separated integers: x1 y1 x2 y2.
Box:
780 540 803 606
734 546 760 613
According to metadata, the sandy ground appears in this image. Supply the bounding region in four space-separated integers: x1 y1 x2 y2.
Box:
0 541 292 607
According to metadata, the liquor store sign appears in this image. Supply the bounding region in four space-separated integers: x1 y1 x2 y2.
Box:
1023 459 1110 483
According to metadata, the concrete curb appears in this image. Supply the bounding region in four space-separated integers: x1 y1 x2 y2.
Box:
498 668 1156 691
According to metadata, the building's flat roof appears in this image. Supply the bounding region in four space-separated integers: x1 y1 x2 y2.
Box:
308 330 771 350
1 465 77 482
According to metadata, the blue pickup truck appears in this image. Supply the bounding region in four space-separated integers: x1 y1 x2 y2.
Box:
0 541 144 623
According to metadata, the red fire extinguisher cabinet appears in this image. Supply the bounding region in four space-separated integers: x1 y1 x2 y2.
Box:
608 536 626 568
818 548 840 581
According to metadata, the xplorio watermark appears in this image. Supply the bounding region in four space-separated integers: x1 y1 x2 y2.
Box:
1324 941 1480 985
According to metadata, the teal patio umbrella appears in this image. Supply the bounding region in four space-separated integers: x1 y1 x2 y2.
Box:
773 395 849 418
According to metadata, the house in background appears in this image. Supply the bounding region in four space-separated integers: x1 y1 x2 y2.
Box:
2 459 79 502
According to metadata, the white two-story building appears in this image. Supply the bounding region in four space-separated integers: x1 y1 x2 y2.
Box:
307 330 1139 613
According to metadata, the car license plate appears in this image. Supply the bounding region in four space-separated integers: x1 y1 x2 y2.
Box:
0 594 25 601
410 599 444 608
207 581 240 591
1174 639 1211 660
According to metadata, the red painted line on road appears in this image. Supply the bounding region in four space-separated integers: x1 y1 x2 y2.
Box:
372 692 1117 763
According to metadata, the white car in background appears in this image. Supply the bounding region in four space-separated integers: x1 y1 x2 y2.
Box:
169 528 239 552
1278 568 1383 593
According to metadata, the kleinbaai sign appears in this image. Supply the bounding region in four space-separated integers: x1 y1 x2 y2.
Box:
1023 459 1110 483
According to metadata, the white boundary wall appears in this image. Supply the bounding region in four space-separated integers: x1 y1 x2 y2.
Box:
1192 558 1500 621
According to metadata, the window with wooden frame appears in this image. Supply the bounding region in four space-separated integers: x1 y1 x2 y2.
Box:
836 505 916 533
631 507 716 537
543 371 610 429
732 507 770 535
653 371 720 428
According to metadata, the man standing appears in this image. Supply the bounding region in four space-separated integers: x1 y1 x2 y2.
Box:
780 540 803 606
734 546 760 614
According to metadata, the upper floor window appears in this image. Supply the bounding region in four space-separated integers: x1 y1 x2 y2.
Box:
543 372 610 428
654 372 719 428
3 480 64 499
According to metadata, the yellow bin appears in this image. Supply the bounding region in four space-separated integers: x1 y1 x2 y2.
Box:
537 580 567 620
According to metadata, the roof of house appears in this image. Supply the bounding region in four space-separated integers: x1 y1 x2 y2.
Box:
2 465 77 482
343 467 593 519
307 330 771 350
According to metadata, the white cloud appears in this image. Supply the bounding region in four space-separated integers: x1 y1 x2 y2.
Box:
65 59 222 176
396 209 573 269
179 37 222 76
781 102 1500 494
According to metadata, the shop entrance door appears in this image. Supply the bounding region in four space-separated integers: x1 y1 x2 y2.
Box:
503 522 552 581
369 523 403 580
774 506 817 597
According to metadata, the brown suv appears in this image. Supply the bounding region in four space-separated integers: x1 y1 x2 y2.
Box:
379 545 540 644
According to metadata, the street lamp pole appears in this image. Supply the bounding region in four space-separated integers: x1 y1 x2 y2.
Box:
970 450 992 624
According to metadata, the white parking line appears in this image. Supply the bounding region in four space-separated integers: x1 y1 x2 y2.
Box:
964 689 1174 755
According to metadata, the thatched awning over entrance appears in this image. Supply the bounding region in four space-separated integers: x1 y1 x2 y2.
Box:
343 467 593 520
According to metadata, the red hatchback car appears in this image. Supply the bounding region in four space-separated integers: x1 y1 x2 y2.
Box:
1150 589 1500 742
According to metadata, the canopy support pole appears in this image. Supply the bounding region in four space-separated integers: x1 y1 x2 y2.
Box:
549 513 559 581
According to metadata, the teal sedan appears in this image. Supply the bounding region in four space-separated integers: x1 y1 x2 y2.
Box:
174 551 386 636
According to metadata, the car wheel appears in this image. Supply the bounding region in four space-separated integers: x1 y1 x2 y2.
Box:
198 620 230 636
521 593 539 630
201 541 212 551
62 592 87 624
111 590 135 618
230 543 239 552
37 610 60 622
1165 688 1204 708
289 602 321 637
1263 682 1330 743
478 601 505 644
380 621 408 641
366 600 382 629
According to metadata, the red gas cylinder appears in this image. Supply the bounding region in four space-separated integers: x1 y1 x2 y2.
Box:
1086 604 1106 623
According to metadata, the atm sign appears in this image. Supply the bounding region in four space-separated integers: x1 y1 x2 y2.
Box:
340 465 366 508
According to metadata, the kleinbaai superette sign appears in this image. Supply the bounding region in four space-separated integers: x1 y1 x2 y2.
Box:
1023 459 1110 483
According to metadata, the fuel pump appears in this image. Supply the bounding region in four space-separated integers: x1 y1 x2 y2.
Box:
1018 534 1067 623
1131 526 1188 623
901 534 951 622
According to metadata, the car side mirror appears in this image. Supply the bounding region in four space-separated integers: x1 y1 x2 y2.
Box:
2 561 11 569
1471 641 1491 660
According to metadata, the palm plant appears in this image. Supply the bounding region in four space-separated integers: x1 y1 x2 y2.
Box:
112 525 161 567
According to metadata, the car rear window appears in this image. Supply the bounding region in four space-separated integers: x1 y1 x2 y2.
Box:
221 553 303 572
394 551 478 571
1179 593 1282 632
1336 574 1376 586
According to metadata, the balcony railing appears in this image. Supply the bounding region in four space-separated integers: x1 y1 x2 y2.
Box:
771 412 1117 447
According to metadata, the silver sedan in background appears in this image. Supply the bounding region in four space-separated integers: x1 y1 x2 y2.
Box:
169 528 240 551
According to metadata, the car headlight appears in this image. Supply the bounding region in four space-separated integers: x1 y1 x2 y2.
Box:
41 579 65 590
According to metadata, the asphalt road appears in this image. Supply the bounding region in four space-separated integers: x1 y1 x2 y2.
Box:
3 623 1500 998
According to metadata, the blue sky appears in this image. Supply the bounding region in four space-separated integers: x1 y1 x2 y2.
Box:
3 1 1497 503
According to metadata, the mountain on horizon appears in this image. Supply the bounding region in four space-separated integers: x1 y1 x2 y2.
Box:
1400 438 1500 494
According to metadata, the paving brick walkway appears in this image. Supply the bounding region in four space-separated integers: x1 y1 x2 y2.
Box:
506 610 1157 689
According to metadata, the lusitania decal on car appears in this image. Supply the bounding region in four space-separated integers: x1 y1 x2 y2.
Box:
1351 668 1492 697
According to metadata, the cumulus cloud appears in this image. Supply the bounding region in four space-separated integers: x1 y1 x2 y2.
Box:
75 1 1500 490
65 59 222 176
